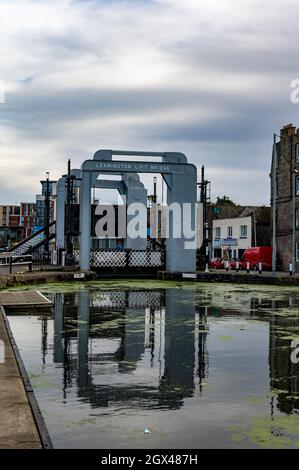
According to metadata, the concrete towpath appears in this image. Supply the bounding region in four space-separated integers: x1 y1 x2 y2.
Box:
0 310 42 448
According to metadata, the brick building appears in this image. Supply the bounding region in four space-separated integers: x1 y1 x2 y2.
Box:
0 205 20 226
20 202 36 238
0 205 23 249
272 124 299 271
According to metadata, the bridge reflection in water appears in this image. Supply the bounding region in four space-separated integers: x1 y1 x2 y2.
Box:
50 288 209 411
22 285 299 448
39 288 299 416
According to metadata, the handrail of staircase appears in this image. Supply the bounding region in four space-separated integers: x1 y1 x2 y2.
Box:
9 220 56 252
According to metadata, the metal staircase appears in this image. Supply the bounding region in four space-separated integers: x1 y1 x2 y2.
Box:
9 221 56 256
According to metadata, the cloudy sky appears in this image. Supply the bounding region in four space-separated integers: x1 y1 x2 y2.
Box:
1 0 299 205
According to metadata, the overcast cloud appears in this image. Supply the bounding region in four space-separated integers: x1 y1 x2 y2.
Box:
1 0 299 204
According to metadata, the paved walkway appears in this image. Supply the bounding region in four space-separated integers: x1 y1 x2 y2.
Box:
0 311 41 448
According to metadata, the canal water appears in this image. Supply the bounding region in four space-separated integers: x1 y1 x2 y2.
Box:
7 281 299 448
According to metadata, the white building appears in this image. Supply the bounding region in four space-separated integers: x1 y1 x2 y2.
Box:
212 216 252 260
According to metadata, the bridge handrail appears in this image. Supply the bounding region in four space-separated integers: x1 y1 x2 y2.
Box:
9 221 56 252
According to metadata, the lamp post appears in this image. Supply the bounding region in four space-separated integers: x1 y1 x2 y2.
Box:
44 171 50 261
292 168 299 274
153 176 157 204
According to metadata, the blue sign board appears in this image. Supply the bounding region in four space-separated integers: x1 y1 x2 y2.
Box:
222 238 238 246
213 238 238 247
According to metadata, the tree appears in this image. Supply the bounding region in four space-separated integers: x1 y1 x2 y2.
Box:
215 196 237 206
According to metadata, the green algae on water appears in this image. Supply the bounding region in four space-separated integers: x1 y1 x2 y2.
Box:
231 415 299 449
217 335 236 342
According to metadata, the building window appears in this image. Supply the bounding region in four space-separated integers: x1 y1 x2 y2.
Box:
296 144 299 162
215 227 221 239
296 176 299 196
227 226 233 237
296 242 299 262
296 208 299 230
240 225 247 238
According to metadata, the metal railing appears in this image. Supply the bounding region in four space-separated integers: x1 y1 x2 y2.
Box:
72 249 166 272
0 253 33 274
31 252 61 271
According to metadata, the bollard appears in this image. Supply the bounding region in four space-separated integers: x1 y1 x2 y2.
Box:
258 262 262 274
246 261 250 274
62 250 66 267
236 261 239 272
289 261 293 276
225 261 229 271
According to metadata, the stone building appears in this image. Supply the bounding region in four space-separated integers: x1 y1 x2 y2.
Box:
273 124 299 271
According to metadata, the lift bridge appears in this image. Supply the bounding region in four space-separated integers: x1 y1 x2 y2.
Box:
9 150 202 273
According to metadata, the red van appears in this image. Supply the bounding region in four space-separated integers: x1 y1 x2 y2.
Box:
233 246 272 271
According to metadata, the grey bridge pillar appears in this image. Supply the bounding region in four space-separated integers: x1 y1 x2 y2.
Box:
165 172 197 272
122 173 147 250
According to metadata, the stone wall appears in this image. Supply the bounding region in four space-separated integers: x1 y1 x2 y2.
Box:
275 124 299 271
0 270 96 290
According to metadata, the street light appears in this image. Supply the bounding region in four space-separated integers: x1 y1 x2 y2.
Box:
153 177 157 204
44 171 50 261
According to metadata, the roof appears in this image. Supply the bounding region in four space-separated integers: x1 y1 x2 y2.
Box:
211 204 271 224
238 206 271 224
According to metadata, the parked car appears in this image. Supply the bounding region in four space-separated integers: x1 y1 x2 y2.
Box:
209 258 225 269
231 246 272 271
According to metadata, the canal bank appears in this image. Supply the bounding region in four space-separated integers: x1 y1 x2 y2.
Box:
158 270 299 286
0 270 97 290
0 270 97 449
1 269 299 290
0 305 52 448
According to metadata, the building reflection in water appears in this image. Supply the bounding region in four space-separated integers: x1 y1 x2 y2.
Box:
50 288 209 411
269 298 299 414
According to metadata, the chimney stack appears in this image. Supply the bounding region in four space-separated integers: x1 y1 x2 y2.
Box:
280 123 296 137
